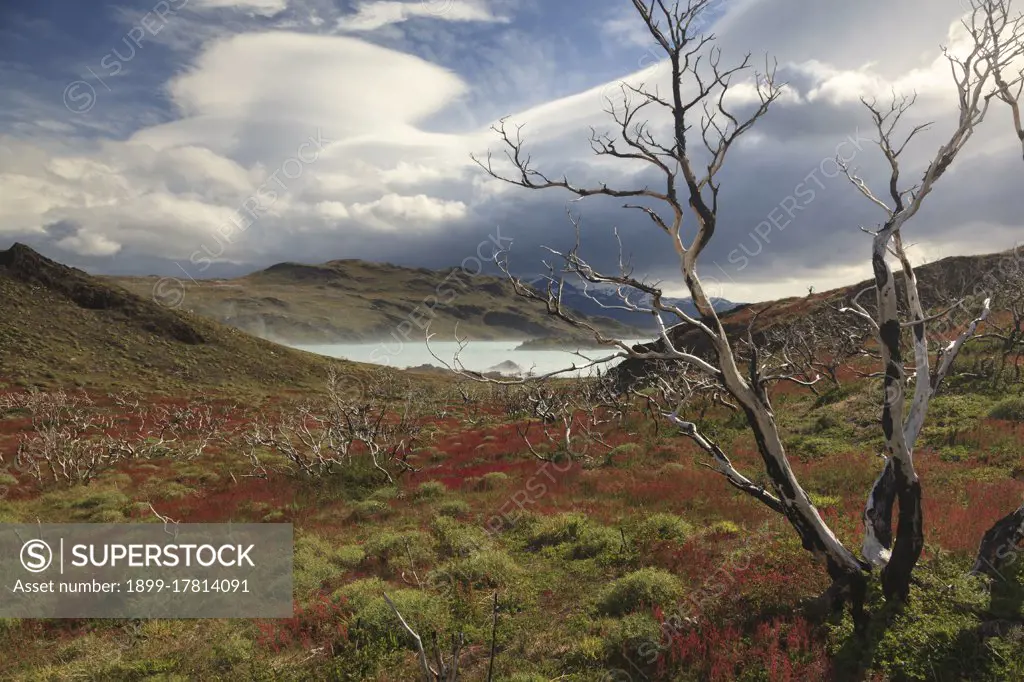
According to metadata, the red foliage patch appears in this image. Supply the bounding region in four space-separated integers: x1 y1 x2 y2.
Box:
924 477 1024 552
146 474 298 523
255 595 350 653
650 612 831 682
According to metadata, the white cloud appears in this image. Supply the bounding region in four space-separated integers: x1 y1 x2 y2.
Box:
2 0 1020 295
315 200 350 219
378 161 459 185
190 0 289 17
336 0 508 32
135 31 468 156
350 193 468 225
55 230 122 257
0 29 484 261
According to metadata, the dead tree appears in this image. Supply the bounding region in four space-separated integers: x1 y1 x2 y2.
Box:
471 0 872 620
837 0 1022 599
245 370 422 483
970 0 1024 578
974 251 1024 386
513 379 620 464
755 305 874 393
0 389 225 487
981 0 1024 157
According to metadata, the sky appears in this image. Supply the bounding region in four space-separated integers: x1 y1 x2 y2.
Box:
0 0 1021 302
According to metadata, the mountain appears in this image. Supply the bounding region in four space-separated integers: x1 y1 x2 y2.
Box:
550 280 740 328
106 260 644 345
0 244 363 394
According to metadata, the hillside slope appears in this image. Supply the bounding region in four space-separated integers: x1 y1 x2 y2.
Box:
107 259 642 344
0 244 363 394
614 249 1018 382
553 280 739 328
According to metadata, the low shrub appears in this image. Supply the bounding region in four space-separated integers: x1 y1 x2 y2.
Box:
598 568 684 617
990 397 1024 422
350 499 391 521
363 530 434 570
570 525 623 560
414 481 447 500
633 513 694 546
525 511 622 561
474 471 509 490
293 533 353 596
436 499 471 517
428 549 522 590
367 486 400 502
705 520 741 536
334 545 366 569
602 443 643 467
431 516 490 558
603 612 663 663
827 554 1016 681
526 512 590 549
345 588 452 651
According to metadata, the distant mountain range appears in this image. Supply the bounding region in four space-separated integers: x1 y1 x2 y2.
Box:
105 259 644 345
548 280 740 329
3 242 1014 395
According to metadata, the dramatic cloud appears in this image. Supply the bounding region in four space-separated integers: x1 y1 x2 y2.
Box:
336 0 509 32
0 0 1020 301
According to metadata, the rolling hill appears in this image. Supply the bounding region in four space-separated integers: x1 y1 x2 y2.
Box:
0 243 367 395
106 260 643 345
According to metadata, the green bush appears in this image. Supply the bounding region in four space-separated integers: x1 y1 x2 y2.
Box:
526 512 590 549
603 443 643 466
786 434 847 459
808 493 841 508
807 412 848 435
475 471 509 490
336 582 451 651
597 568 684 616
44 487 132 522
603 612 663 661
414 481 447 500
293 532 352 596
989 397 1024 422
524 512 620 560
367 486 400 502
350 499 391 521
705 520 741 536
812 384 856 408
570 525 622 560
363 530 434 570
334 545 366 569
634 513 694 546
428 549 522 590
931 394 991 425
334 577 387 610
436 499 471 517
354 590 451 650
431 516 490 557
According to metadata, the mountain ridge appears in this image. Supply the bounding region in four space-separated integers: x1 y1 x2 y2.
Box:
106 258 645 345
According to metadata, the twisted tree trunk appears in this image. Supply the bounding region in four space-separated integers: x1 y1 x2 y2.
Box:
973 503 1024 578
